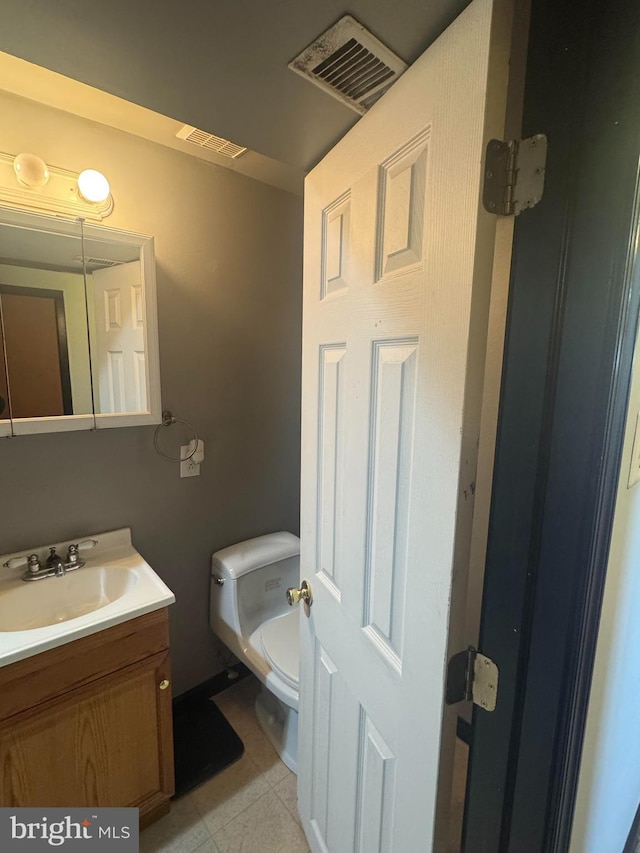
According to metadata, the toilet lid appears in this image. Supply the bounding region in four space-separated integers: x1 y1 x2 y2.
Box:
260 611 299 690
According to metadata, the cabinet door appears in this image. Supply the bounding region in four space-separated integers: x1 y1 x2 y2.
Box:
0 651 174 813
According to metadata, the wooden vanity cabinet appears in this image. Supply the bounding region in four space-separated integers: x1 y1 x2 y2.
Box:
0 608 174 827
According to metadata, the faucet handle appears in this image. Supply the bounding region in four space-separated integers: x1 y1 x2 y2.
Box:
26 554 42 574
3 553 40 571
65 539 97 567
73 539 98 552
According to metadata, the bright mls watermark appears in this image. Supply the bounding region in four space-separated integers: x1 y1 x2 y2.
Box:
0 808 139 850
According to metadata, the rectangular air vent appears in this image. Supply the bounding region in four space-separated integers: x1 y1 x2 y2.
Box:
176 125 248 159
289 15 407 115
73 255 121 268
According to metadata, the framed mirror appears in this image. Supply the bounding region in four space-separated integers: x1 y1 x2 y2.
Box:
0 208 161 436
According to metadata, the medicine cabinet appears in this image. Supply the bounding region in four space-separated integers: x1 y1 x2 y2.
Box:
0 207 161 436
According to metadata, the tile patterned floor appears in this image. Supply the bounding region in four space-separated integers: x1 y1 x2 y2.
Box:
141 675 468 853
141 676 309 853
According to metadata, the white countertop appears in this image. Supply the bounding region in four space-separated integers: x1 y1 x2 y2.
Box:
0 528 175 668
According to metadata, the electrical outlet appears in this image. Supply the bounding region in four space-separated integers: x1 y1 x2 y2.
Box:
180 444 200 478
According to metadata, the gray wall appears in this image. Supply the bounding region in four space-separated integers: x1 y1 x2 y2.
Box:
0 92 303 695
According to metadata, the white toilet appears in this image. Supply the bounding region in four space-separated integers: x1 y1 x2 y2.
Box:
209 531 300 773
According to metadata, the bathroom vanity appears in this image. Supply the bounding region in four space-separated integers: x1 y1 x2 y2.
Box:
0 530 175 826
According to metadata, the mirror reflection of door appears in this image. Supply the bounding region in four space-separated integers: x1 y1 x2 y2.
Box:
0 285 72 417
90 260 147 414
0 319 8 420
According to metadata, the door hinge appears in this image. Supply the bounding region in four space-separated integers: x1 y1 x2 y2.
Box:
446 646 499 712
482 134 547 216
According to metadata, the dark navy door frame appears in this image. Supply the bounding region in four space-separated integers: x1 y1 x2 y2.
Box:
462 0 640 848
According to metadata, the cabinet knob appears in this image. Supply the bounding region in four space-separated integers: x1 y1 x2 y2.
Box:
159 679 170 691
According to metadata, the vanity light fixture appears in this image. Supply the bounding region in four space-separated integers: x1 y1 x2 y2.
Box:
77 169 110 204
0 151 113 220
13 153 50 188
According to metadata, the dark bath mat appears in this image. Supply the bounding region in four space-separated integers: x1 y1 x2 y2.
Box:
172 693 244 797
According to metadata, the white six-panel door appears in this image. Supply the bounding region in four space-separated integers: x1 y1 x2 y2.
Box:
298 0 512 850
92 261 147 414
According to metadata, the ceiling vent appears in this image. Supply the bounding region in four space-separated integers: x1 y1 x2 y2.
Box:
176 125 248 159
289 15 407 115
73 255 121 269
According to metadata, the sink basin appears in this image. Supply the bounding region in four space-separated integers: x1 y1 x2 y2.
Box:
0 566 138 632
0 528 175 667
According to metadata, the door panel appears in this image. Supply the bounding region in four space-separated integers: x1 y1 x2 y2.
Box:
298 0 513 849
1 289 70 417
92 261 147 414
317 343 347 596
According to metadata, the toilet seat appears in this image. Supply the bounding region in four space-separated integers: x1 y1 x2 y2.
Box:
260 611 299 690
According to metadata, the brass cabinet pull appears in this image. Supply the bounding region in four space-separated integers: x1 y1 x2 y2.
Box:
159 679 170 690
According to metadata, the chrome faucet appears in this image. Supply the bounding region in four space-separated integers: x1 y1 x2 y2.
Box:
2 539 98 582
46 548 66 577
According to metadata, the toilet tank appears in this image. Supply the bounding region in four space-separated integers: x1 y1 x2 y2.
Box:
210 532 300 641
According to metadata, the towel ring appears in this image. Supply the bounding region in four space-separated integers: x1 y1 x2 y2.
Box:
153 410 199 463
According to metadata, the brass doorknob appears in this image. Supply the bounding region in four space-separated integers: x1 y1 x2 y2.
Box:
286 579 313 607
159 679 170 690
